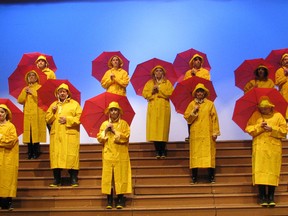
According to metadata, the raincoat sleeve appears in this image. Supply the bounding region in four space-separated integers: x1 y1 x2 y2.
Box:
244 80 255 93
275 68 287 87
183 70 192 80
113 69 130 88
46 101 58 125
184 101 198 124
142 80 155 101
43 68 56 79
101 70 114 89
269 113 287 139
114 120 130 144
65 101 82 127
211 104 221 136
157 80 174 99
17 86 37 105
0 123 18 149
97 121 108 144
245 111 265 137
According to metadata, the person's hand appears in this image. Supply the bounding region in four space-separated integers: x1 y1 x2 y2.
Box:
192 105 200 115
152 85 159 94
212 135 217 141
191 68 197 76
25 87 32 94
110 73 115 80
58 116 66 124
284 68 288 76
105 123 115 134
52 106 57 114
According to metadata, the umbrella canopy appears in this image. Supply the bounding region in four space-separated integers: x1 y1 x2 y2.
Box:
37 79 81 111
173 48 211 81
265 48 288 69
8 65 47 99
92 51 130 82
131 58 178 96
80 92 135 137
170 76 217 114
234 58 276 90
17 52 57 72
0 98 24 136
232 88 287 131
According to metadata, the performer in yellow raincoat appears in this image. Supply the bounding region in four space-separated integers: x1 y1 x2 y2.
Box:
97 102 131 209
35 55 56 79
46 83 82 187
101 55 130 96
184 83 220 184
142 65 174 158
245 98 286 207
275 53 288 119
183 53 211 141
244 65 275 93
17 70 46 159
0 104 19 210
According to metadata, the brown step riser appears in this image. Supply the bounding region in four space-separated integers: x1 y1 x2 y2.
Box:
17 188 101 197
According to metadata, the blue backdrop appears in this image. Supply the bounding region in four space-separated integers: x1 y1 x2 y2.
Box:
0 0 287 143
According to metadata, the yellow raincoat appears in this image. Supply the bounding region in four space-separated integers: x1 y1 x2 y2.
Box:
0 119 19 198
97 119 132 195
101 68 130 96
275 67 288 101
46 98 82 169
244 79 275 93
42 68 56 80
184 98 220 168
17 72 46 144
142 79 174 142
183 67 211 81
245 110 286 186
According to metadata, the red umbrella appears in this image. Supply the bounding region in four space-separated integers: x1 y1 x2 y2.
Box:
17 52 57 72
265 48 288 69
131 58 178 96
173 48 211 80
234 58 276 90
92 51 130 82
37 79 81 111
232 88 287 131
170 76 217 114
8 65 47 99
80 92 135 137
0 98 24 136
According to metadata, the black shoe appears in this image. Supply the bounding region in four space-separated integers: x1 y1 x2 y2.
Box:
27 143 33 159
191 176 197 184
50 169 61 187
106 195 113 209
155 151 161 159
2 198 13 211
116 194 125 209
69 169 79 187
209 176 215 184
267 186 276 207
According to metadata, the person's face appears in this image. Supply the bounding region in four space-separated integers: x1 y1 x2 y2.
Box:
257 67 266 78
259 106 273 115
57 89 69 101
192 57 202 69
109 108 120 121
27 72 38 84
36 59 47 70
282 56 288 67
195 89 206 100
0 108 7 122
111 57 120 68
154 68 164 79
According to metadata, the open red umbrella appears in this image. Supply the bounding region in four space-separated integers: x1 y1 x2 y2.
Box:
173 48 211 80
37 79 81 111
0 98 24 136
170 76 217 114
234 58 276 90
8 65 47 99
265 48 288 69
92 51 130 82
80 92 135 137
17 52 57 72
131 58 178 96
232 88 287 131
